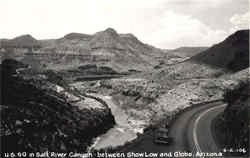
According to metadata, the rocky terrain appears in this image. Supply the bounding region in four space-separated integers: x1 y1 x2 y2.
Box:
0 29 249 151
214 80 249 157
75 30 249 149
0 28 172 72
153 30 249 118
147 30 249 89
74 78 163 127
147 67 249 121
0 59 115 152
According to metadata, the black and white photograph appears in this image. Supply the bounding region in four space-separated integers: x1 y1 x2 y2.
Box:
0 0 249 157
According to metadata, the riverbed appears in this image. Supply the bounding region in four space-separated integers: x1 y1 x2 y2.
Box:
89 95 145 149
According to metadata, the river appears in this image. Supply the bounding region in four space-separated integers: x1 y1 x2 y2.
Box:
88 94 145 150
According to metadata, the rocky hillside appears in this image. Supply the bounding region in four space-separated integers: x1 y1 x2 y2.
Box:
79 30 250 139
149 30 249 90
0 59 115 152
39 28 167 72
190 30 249 72
214 80 249 157
143 30 249 123
1 28 168 72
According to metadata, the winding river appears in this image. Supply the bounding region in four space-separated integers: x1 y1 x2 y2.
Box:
89 94 144 150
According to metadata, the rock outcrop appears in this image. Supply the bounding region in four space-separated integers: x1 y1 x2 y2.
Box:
0 59 115 152
215 80 249 156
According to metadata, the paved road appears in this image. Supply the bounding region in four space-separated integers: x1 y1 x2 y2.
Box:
121 102 226 158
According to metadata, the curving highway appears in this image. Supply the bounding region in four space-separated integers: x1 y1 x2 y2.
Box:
121 101 227 158
187 103 226 158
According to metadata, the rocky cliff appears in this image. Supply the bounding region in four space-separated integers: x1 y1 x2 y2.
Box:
0 59 115 152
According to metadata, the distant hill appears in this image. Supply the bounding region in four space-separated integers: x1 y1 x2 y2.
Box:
1 34 41 48
166 47 209 58
190 30 249 72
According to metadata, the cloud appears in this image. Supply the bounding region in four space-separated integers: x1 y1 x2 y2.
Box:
0 0 165 38
0 0 240 48
140 11 228 48
230 11 250 32
168 0 230 7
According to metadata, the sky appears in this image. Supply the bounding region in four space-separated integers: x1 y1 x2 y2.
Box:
0 0 249 49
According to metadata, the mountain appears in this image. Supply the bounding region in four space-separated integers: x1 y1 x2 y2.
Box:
41 28 166 71
90 28 126 49
190 30 249 72
1 28 167 72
